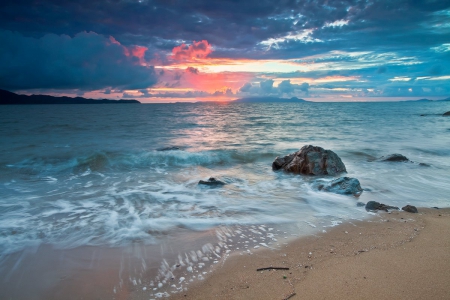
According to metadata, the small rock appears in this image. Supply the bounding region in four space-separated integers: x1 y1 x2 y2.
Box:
157 146 181 151
317 177 363 196
356 202 365 207
378 154 409 162
402 205 418 213
365 201 399 212
443 111 450 116
198 177 226 186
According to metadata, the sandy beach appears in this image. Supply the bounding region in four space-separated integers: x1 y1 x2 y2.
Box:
163 208 450 300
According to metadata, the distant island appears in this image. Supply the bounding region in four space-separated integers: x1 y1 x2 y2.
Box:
404 97 450 102
233 96 308 103
0 89 140 104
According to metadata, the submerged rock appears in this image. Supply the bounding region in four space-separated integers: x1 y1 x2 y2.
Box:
418 162 431 167
317 177 363 196
198 177 226 186
402 205 418 213
376 153 431 166
365 201 399 212
157 146 181 151
443 111 450 116
378 154 410 162
272 145 347 176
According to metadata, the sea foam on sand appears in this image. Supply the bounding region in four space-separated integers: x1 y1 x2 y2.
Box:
159 208 450 300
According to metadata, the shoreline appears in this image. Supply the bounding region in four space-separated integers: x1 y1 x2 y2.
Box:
1 207 448 299
159 207 450 300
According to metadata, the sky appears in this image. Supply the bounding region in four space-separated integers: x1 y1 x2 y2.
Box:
0 0 449 102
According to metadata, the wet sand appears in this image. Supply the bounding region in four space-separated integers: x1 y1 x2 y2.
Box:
0 227 219 300
168 208 450 300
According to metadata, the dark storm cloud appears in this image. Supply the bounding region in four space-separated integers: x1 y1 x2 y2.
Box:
0 30 157 91
2 1 447 51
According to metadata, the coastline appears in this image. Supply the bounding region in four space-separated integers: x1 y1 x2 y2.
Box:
158 207 450 300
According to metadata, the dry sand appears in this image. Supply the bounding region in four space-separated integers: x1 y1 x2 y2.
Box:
170 208 450 300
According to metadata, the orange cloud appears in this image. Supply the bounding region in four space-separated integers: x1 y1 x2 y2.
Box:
171 40 212 61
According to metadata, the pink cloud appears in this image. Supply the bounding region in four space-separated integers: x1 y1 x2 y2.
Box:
109 36 148 65
171 40 212 61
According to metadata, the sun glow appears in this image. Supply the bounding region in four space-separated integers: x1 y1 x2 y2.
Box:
160 58 311 73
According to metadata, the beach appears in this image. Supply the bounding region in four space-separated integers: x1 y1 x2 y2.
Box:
166 208 450 300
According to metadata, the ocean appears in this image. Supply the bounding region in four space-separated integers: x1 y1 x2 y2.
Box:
1 101 449 299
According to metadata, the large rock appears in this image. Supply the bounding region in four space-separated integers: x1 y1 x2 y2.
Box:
317 177 363 196
272 145 347 176
378 154 409 162
443 111 450 116
365 201 399 212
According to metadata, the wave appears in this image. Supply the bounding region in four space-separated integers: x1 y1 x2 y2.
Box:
4 149 282 175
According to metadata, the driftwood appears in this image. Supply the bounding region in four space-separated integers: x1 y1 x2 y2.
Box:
284 292 296 300
256 267 290 271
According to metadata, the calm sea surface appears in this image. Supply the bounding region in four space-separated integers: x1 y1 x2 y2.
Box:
1 101 450 298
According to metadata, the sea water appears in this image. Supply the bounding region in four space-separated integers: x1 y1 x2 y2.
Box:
1 101 449 298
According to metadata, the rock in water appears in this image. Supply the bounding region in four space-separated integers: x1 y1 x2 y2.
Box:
157 146 181 151
272 145 347 175
378 154 410 162
318 177 363 196
402 205 418 213
443 111 450 116
365 201 399 212
198 177 225 186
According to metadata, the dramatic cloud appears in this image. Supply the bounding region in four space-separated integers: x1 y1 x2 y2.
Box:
0 0 449 100
171 40 212 61
0 30 157 91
